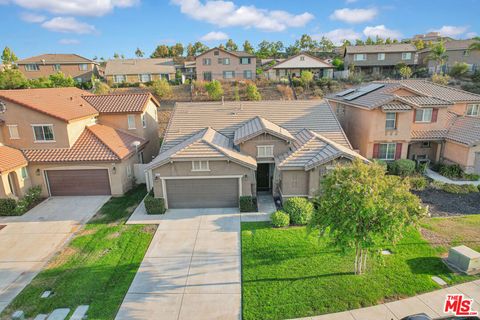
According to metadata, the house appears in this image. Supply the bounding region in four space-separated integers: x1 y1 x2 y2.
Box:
418 39 480 74
104 58 176 84
410 32 452 43
173 58 196 81
16 54 100 83
343 44 418 75
0 88 160 199
145 101 366 209
264 53 334 80
195 47 256 81
326 80 480 173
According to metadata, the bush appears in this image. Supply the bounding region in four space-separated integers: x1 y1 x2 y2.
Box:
408 176 428 191
144 191 166 214
271 210 290 228
313 88 324 98
24 186 42 206
239 196 257 212
438 163 463 179
300 71 313 89
291 77 303 87
389 159 416 176
276 85 293 100
449 62 469 78
431 74 450 85
283 197 313 225
246 83 261 101
151 79 173 99
0 198 17 216
441 183 479 194
205 80 224 100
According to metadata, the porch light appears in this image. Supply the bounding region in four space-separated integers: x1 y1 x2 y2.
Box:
35 168 41 176
112 164 116 174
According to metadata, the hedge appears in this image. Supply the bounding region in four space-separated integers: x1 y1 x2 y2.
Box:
144 191 166 214
240 196 257 212
283 197 313 225
0 198 17 216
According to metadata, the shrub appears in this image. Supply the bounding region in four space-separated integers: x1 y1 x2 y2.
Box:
271 210 290 228
276 84 293 100
399 65 413 79
389 159 416 176
0 198 17 216
144 191 166 214
463 173 480 181
313 88 324 98
24 186 42 206
152 79 173 99
93 81 110 94
431 74 450 85
246 83 261 101
283 197 313 225
239 196 257 212
449 62 469 78
408 176 428 191
205 80 224 100
291 77 303 87
234 85 240 101
441 183 479 194
300 71 313 89
438 163 463 179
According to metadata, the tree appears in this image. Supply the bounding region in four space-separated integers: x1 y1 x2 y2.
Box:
135 48 144 58
468 36 480 51
392 39 399 44
300 70 313 89
365 36 375 45
355 39 365 46
332 58 344 71
256 41 272 58
152 79 173 99
285 45 300 56
170 43 184 57
310 160 427 275
218 44 225 50
151 45 170 58
424 41 448 74
375 36 384 45
0 69 27 89
187 42 209 57
225 39 238 51
413 39 425 50
295 34 317 51
270 41 284 58
49 72 75 87
246 83 261 101
449 62 469 78
205 80 223 100
319 37 334 52
113 53 120 59
399 65 413 79
243 40 254 54
384 38 392 45
341 39 352 48
93 80 110 94
1 47 18 65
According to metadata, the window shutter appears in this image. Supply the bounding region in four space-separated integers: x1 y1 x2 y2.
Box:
413 109 417 122
432 108 438 122
395 143 402 160
373 143 380 158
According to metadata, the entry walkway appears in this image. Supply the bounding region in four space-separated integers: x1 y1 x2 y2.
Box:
426 168 480 186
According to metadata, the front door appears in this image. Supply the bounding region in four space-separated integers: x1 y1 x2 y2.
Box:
257 163 271 191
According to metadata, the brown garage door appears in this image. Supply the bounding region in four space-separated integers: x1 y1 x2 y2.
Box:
166 178 238 209
46 169 111 196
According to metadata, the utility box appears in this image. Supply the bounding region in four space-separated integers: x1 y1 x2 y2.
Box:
446 245 480 275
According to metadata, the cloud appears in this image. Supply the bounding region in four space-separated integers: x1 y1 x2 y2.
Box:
431 25 469 37
171 0 314 32
465 32 477 39
20 12 46 23
8 0 138 17
345 0 357 3
200 31 229 41
59 38 80 45
41 17 95 34
330 8 377 24
314 28 361 45
363 25 401 39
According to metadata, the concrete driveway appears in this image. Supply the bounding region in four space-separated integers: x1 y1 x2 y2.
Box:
116 207 241 320
0 196 110 312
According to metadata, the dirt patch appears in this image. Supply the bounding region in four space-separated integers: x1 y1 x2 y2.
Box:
420 228 451 248
107 232 121 239
142 225 157 234
413 189 480 216
46 247 79 269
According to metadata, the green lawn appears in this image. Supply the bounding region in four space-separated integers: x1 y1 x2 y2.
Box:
1 185 155 320
242 222 477 320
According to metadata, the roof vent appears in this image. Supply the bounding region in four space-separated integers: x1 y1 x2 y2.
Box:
70 97 73 100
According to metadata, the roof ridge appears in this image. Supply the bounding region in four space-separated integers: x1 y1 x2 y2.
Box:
278 130 317 166
85 125 122 160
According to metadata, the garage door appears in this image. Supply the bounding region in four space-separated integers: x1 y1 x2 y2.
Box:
46 169 111 196
166 178 239 208
475 153 480 174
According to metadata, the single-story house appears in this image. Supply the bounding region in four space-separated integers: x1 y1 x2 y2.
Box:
105 58 176 84
264 53 334 80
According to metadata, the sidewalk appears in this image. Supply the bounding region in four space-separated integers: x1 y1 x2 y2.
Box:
299 279 480 320
425 169 480 186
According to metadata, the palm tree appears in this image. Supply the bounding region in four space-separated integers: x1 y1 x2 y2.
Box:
468 36 480 51
424 41 448 74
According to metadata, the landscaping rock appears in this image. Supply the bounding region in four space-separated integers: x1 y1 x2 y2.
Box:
11 311 25 320
33 315 47 320
40 290 52 298
381 249 392 255
431 276 447 286
46 309 70 320
70 305 89 320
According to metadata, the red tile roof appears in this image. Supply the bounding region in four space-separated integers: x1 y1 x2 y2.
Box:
82 92 159 114
0 146 28 173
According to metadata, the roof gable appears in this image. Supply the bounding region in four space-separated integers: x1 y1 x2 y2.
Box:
17 54 96 65
196 47 254 59
345 43 417 54
0 146 28 173
234 116 295 144
104 58 176 75
82 92 159 114
269 53 333 69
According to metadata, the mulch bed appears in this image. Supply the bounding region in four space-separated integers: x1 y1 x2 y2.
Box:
413 188 480 217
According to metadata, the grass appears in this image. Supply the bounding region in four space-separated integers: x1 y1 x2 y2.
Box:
1 185 155 320
241 222 478 320
420 215 480 252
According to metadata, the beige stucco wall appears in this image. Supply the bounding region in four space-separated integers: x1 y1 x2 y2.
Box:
0 166 32 199
443 141 480 173
195 50 256 81
18 63 97 81
408 142 440 161
105 73 176 85
238 133 291 160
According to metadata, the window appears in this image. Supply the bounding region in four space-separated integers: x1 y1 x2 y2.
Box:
7 125 19 139
79 64 88 71
126 164 132 177
21 167 28 180
139 74 151 82
113 74 126 83
192 160 209 171
354 54 367 61
74 77 83 83
32 125 54 142
53 64 61 71
378 143 396 160
138 151 144 164
223 71 235 79
421 141 431 148
203 72 212 81
25 64 39 71
257 145 274 157
127 115 136 129
463 50 470 57
141 114 147 128
402 52 412 60
377 53 385 61
218 58 223 64
160 73 169 80
244 70 253 79
240 57 251 64
214 51 219 56
203 58 211 65
385 112 396 130
415 108 433 122
223 58 230 65
300 56 305 61
467 104 479 116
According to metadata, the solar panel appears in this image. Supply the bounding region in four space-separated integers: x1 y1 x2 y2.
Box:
335 88 355 97
344 83 385 101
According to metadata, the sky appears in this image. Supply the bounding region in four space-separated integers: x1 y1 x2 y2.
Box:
0 0 479 60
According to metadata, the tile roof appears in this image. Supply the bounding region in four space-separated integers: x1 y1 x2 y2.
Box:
277 129 367 170
0 146 28 173
345 43 417 54
233 116 295 144
267 52 333 70
400 95 452 106
17 54 96 64
161 101 351 153
419 40 477 53
82 92 158 113
411 129 449 140
23 124 146 163
381 103 412 111
196 47 255 58
446 116 480 146
0 88 98 122
104 58 176 76
148 127 257 170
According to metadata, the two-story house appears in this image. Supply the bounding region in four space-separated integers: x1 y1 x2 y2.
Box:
195 48 256 81
16 54 100 83
104 58 176 85
343 44 418 76
327 80 480 173
0 88 160 199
